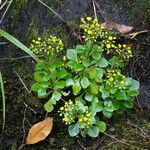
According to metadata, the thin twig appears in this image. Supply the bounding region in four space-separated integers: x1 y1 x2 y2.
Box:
92 135 106 150
99 141 118 150
23 102 37 114
0 0 8 10
103 132 140 149
93 0 97 19
14 71 31 94
0 0 13 23
0 54 44 61
94 1 106 21
18 104 27 150
128 30 149 39
38 0 66 23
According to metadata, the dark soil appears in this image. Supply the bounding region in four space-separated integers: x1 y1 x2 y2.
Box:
0 0 150 149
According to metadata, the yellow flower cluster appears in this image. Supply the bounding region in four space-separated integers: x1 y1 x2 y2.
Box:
59 100 75 125
105 70 127 90
30 35 64 56
78 111 93 128
101 35 132 60
80 17 105 42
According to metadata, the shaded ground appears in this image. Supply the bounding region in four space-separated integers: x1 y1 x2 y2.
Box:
0 0 150 149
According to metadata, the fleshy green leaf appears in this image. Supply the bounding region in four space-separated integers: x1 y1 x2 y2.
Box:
92 52 101 60
68 124 79 137
88 68 97 79
74 64 84 72
98 58 108 68
115 91 127 100
96 121 106 133
76 101 86 113
73 81 81 95
34 72 50 82
123 101 134 108
128 90 139 96
96 68 104 79
90 83 99 94
81 77 90 89
85 92 93 101
91 100 103 113
66 79 74 87
112 101 120 110
50 99 56 105
67 49 77 61
130 79 139 90
66 61 76 69
83 59 91 67
76 44 86 54
31 83 42 92
61 91 70 96
88 126 99 137
52 91 62 101
55 80 66 89
37 88 47 98
57 68 68 79
44 101 54 112
102 110 112 118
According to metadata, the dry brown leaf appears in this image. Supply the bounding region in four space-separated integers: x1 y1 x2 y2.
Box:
26 117 53 144
101 22 134 34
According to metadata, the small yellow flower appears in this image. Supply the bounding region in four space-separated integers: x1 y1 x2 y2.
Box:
111 44 115 48
79 118 83 122
120 81 125 85
84 29 87 32
122 75 125 78
60 107 64 111
87 17 92 21
106 43 111 49
87 30 93 34
86 113 91 117
63 117 68 122
48 45 52 49
38 37 41 41
123 44 126 48
128 50 132 54
69 100 73 105
63 56 66 61
108 36 113 40
87 121 91 125
113 73 116 77
81 18 84 22
35 41 40 44
91 24 95 28
113 37 117 40
52 39 56 42
83 117 88 121
109 77 114 81
100 25 104 29
59 40 63 45
32 39 35 43
93 18 98 23
118 44 122 48
65 108 68 112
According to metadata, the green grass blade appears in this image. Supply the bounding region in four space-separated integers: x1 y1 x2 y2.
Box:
0 71 6 130
38 0 65 22
0 29 39 62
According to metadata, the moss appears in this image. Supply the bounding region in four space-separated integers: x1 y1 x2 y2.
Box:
10 0 32 19
25 14 39 43
102 109 150 149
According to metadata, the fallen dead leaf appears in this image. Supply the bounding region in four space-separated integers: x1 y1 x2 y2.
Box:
101 22 134 34
26 117 53 144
